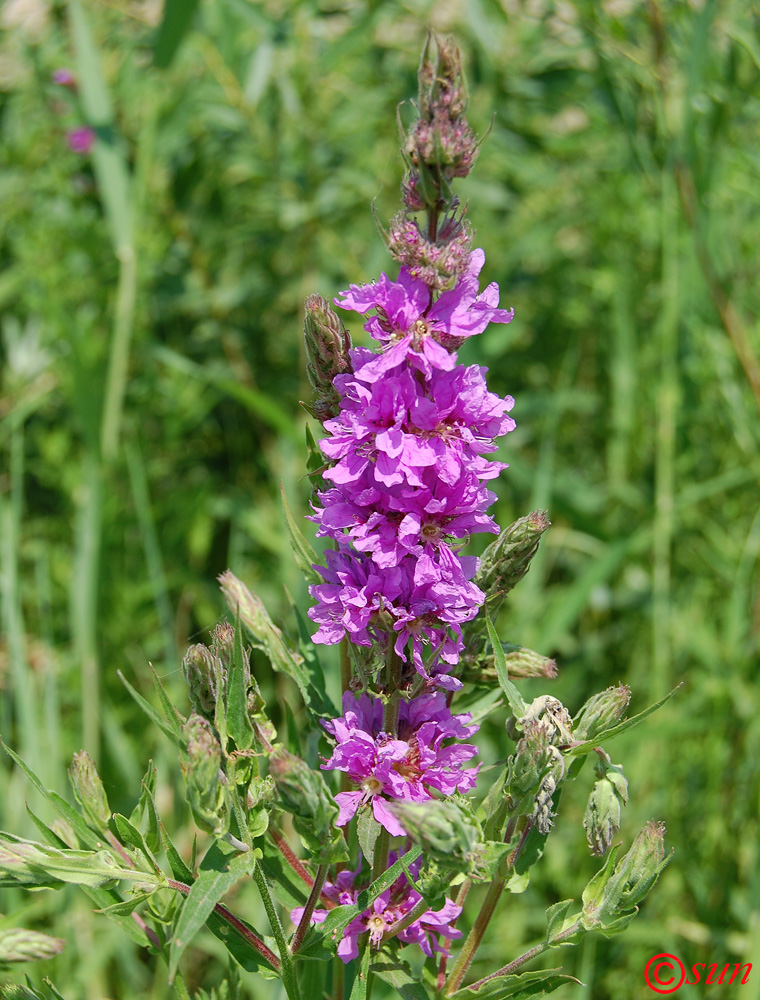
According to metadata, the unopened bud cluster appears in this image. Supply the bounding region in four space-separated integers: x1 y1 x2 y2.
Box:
303 294 353 423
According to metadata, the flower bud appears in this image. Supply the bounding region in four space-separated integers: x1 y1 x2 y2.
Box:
407 35 477 183
582 821 670 931
584 753 628 856
462 643 557 684
386 799 480 866
476 511 551 603
303 294 352 423
0 927 65 964
68 751 111 833
505 719 566 824
269 750 346 864
573 684 631 741
387 212 472 290
182 642 225 719
181 714 228 837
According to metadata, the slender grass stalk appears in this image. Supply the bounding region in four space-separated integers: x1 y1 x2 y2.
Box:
651 169 679 701
125 440 176 670
101 247 137 460
72 450 103 758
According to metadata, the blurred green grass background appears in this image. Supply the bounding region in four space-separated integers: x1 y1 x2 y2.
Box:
1 0 759 997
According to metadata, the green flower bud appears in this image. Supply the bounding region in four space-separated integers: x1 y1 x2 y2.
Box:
386 799 480 867
68 751 111 833
584 753 629 856
211 621 237 671
269 750 346 864
181 714 228 837
462 643 558 684
582 821 670 932
476 511 551 602
0 926 65 964
505 718 566 824
303 294 352 423
574 684 631 741
183 642 225 719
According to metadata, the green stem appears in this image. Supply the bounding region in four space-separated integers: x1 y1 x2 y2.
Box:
372 826 391 884
253 861 302 1000
445 819 530 995
445 872 506 995
468 921 582 990
436 879 472 991
292 863 328 954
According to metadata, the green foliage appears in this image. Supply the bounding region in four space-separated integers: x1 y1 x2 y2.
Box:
1 0 758 996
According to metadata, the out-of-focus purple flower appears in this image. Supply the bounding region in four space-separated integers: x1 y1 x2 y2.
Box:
335 249 514 379
52 68 76 87
320 692 479 835
290 854 462 962
66 126 95 154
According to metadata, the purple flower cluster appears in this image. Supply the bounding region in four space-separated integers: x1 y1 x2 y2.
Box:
291 855 462 963
321 692 478 836
308 249 514 687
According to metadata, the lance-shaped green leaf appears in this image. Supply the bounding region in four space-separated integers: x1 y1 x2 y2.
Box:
544 899 576 945
372 959 433 1000
565 685 682 757
449 968 580 999
109 813 161 874
485 613 526 718
168 840 260 981
307 847 422 948
280 483 321 586
117 670 184 749
225 618 255 752
0 832 165 891
2 740 103 852
152 0 200 69
129 762 161 856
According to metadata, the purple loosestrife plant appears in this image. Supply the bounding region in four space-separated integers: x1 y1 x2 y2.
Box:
0 34 677 1000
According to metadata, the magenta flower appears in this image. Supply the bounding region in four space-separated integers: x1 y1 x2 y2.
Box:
66 127 95 154
290 855 463 962
52 68 76 87
321 692 479 835
335 249 514 379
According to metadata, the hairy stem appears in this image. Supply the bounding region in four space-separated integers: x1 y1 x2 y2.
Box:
167 878 280 971
291 864 328 954
445 820 531 994
468 921 582 990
